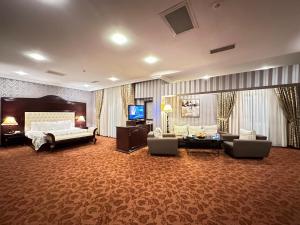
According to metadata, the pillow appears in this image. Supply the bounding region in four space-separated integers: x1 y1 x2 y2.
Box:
188 125 204 136
203 125 218 136
56 120 73 130
239 129 256 140
153 128 162 138
31 122 43 131
173 125 188 136
31 121 73 131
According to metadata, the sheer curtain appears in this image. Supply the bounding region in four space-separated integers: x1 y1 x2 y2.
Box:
229 89 287 147
100 87 126 138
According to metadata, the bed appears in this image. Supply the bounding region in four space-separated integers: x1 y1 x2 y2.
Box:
24 112 97 151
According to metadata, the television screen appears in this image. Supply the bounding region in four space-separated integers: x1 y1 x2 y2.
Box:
128 105 145 120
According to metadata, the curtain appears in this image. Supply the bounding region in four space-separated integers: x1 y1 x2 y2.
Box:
275 85 300 148
121 84 135 118
217 92 236 133
95 89 104 135
229 89 287 147
100 87 126 138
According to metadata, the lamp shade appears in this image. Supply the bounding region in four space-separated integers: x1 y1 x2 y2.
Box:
77 115 86 122
1 116 18 126
163 104 173 113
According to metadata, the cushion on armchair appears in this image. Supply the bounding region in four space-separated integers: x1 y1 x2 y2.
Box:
239 129 256 140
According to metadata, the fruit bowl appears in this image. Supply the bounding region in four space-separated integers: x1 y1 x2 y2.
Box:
197 132 206 139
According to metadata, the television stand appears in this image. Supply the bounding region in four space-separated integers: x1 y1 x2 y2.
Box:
126 120 145 126
116 124 151 153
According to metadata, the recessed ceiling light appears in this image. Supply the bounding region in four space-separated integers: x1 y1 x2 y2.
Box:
201 75 211 80
14 70 28 76
38 0 68 6
108 77 119 82
111 33 128 45
83 84 90 87
256 66 274 70
24 51 48 61
151 70 180 78
144 56 159 64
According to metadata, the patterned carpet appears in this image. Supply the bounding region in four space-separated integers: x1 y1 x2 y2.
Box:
0 136 300 225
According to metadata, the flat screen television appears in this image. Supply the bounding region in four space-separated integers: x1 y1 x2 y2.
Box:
128 105 145 120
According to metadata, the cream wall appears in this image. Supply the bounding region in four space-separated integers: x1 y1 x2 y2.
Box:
0 77 95 126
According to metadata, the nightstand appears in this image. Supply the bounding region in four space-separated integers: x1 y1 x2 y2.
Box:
2 133 25 147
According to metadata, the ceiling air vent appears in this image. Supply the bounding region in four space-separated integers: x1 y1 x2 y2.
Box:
91 81 100 83
160 1 198 36
210 44 235 54
46 70 66 76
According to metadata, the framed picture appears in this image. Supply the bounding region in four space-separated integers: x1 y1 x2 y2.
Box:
181 99 200 117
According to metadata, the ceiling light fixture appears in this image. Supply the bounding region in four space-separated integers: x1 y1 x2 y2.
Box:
144 56 159 64
111 33 128 45
14 70 28 76
256 66 274 71
201 75 211 80
24 51 48 61
38 0 69 6
108 77 119 82
151 70 180 78
83 84 90 87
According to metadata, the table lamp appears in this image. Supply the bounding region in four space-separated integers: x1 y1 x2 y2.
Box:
1 116 18 134
77 115 85 128
163 104 172 133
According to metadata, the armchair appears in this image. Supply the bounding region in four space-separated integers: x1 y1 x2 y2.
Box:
147 133 178 156
223 134 272 159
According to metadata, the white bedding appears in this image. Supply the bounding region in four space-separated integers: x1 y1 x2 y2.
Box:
25 121 93 150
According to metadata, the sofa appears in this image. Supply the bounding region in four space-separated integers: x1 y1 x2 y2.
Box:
222 130 272 159
172 124 219 147
147 133 178 156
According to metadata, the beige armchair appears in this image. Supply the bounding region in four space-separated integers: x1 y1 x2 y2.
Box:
222 134 272 159
147 133 178 156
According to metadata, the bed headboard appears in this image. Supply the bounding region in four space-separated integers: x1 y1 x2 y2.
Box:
25 112 75 132
1 95 86 134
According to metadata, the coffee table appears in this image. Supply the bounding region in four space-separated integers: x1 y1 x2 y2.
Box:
183 135 223 155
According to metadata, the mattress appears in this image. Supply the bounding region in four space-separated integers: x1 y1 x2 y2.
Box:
25 128 94 150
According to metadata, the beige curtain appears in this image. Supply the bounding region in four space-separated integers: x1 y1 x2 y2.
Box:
217 91 236 133
275 85 300 149
121 84 135 118
95 89 104 135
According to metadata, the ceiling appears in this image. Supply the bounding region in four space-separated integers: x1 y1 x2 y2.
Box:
0 0 300 91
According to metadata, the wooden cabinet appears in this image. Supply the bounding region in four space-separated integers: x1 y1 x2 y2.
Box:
116 125 151 153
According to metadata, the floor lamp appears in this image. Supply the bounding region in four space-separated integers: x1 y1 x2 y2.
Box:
163 104 172 133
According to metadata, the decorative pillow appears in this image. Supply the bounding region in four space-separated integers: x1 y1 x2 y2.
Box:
56 120 73 130
188 125 204 136
31 122 43 131
153 128 162 138
239 129 256 140
173 125 188 136
203 124 218 136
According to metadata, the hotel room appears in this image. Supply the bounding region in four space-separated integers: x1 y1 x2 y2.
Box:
0 0 300 225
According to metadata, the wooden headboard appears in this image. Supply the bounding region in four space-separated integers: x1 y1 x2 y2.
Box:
1 95 86 133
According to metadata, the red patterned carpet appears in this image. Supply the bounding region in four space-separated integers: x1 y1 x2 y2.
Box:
0 136 300 225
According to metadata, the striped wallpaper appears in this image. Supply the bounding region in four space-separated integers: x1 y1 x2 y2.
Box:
135 79 166 128
134 64 300 128
162 64 300 95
